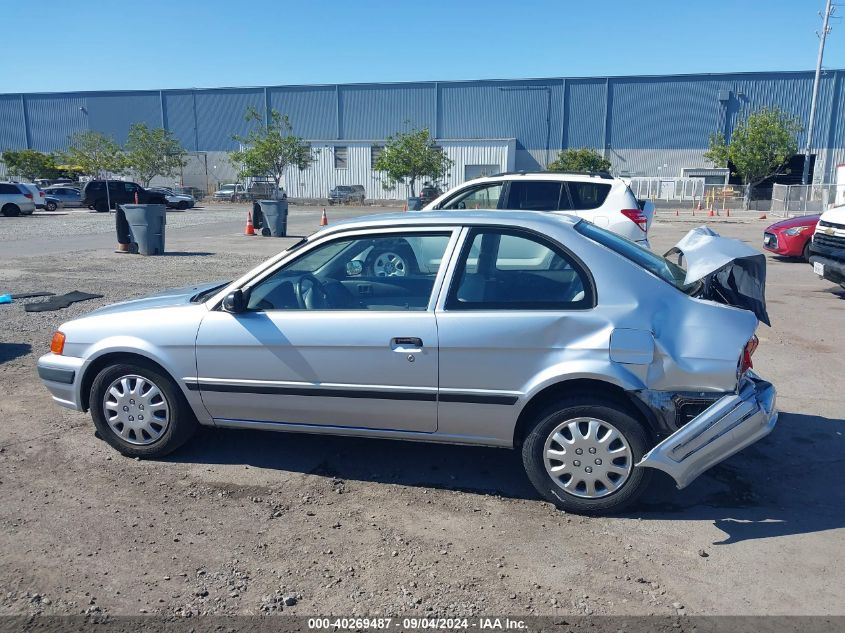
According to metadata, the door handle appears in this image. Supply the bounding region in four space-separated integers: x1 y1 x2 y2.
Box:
391 337 423 349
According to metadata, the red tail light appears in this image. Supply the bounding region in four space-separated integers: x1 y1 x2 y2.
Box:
23 192 33 199
739 335 759 374
620 208 648 232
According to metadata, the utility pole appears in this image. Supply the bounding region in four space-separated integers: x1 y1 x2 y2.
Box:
802 0 835 185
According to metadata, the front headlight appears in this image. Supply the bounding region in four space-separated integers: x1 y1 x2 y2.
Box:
784 226 810 236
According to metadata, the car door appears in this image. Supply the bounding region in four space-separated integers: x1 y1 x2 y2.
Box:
434 226 595 442
194 228 460 432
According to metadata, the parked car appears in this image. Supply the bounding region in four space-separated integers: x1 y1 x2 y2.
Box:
175 186 204 202
37 211 776 515
423 171 654 247
0 182 36 216
80 181 168 212
149 187 195 210
43 186 83 208
44 195 63 212
809 204 845 288
328 185 365 205
419 184 443 206
212 184 248 202
762 214 820 261
16 182 46 209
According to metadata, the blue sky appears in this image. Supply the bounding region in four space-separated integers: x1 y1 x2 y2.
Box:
4 0 842 93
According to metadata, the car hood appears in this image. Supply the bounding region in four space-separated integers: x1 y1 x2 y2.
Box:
668 226 770 326
766 214 820 231
86 281 226 316
819 204 845 225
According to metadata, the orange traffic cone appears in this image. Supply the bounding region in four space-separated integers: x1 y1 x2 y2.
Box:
134 191 139 204
758 213 767 220
320 208 328 226
675 209 679 216
403 201 408 211
708 209 715 217
244 211 256 236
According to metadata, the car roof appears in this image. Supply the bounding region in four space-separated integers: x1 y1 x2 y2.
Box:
461 171 619 185
319 209 580 237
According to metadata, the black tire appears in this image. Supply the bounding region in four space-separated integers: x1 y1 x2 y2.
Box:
94 199 109 213
177 200 189 210
89 361 198 458
1 204 21 217
802 241 811 262
46 200 58 212
521 397 652 515
364 240 419 277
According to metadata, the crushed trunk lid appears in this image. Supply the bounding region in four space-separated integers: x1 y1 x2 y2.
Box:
665 226 770 326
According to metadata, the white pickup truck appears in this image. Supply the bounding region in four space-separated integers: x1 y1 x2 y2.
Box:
809 204 845 288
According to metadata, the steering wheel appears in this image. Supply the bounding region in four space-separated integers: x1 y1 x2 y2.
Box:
295 274 329 309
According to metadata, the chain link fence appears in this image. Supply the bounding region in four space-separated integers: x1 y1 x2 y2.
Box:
770 183 843 217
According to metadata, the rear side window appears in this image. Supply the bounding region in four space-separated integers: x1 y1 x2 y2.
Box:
574 220 695 293
0 183 20 194
446 228 593 310
505 181 570 211
568 182 611 210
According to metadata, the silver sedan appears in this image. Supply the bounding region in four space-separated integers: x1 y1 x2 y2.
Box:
37 211 777 514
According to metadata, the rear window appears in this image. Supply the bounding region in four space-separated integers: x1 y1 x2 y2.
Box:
568 182 611 210
575 220 696 293
505 181 567 211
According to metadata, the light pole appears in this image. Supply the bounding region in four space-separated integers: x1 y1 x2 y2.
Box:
802 0 835 185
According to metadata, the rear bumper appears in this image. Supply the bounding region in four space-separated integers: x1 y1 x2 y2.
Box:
637 371 777 488
37 353 85 411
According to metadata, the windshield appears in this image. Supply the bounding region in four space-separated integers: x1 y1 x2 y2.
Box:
575 220 697 294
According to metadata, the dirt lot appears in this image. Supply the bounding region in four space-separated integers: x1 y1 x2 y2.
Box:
0 206 843 617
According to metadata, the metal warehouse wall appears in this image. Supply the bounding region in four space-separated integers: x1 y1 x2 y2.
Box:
2 70 843 181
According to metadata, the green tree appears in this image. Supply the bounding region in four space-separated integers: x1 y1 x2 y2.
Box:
547 147 611 173
60 131 125 179
124 123 186 186
0 149 63 181
373 127 452 197
704 107 803 207
230 107 315 200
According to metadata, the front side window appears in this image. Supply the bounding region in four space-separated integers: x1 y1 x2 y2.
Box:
446 228 592 310
440 183 503 210
246 232 452 311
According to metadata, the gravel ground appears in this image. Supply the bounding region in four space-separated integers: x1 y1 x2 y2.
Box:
0 210 843 618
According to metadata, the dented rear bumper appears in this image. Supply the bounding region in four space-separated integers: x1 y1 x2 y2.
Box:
637 371 777 488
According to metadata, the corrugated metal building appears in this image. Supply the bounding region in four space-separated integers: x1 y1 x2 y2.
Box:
1 70 843 198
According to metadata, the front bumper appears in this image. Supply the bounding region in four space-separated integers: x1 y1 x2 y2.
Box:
37 353 85 411
809 254 845 285
637 371 777 488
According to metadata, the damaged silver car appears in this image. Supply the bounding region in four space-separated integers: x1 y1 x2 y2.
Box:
36 211 776 515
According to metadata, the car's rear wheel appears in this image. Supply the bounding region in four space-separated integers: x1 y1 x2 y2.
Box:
177 201 189 210
90 362 197 458
1 204 21 217
94 199 109 213
521 398 652 515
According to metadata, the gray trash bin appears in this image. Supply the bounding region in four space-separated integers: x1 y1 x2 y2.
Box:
122 204 166 255
407 197 423 211
258 199 288 237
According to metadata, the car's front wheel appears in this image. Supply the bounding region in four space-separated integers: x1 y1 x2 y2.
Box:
521 398 652 515
46 200 58 212
90 362 197 458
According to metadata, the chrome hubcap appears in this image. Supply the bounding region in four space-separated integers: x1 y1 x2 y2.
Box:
543 417 633 499
372 252 407 277
103 375 169 445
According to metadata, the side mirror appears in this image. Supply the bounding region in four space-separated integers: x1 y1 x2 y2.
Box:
222 289 247 313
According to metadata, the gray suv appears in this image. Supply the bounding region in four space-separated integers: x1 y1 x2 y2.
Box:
329 185 365 205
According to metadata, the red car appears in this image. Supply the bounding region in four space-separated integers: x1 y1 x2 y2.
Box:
762 214 820 261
